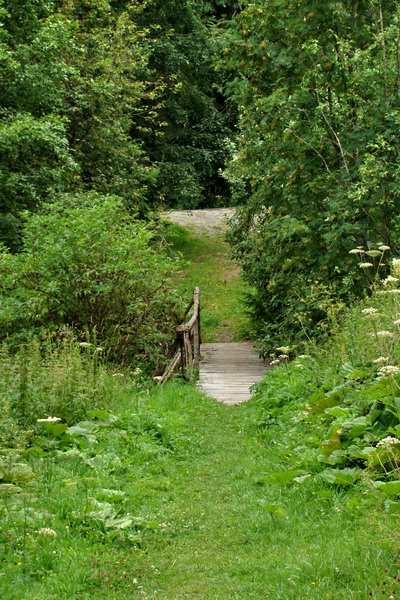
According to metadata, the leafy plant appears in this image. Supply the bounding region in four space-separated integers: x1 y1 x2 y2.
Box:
0 196 182 369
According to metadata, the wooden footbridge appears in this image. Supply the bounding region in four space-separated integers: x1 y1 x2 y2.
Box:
159 288 270 404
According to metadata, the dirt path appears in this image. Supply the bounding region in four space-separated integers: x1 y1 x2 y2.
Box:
162 208 235 238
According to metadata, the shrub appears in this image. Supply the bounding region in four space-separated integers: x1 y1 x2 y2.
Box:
0 194 182 371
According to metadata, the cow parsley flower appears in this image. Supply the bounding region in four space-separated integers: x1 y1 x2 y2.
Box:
373 356 389 364
392 258 400 275
37 528 57 537
383 275 399 285
376 331 394 337
378 365 400 377
377 436 400 448
37 417 61 423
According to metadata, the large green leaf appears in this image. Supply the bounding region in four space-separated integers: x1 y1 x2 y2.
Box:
320 468 362 486
376 481 400 495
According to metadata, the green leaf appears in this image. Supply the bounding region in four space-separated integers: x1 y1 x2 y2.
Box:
376 481 400 495
87 410 118 423
38 422 68 436
266 470 300 485
106 516 133 530
384 499 400 511
320 468 362 486
313 489 334 499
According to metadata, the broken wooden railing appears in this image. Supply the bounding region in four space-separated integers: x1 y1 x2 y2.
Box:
157 287 201 385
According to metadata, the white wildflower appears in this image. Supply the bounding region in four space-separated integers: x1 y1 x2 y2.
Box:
373 356 389 364
95 347 103 352
79 342 91 348
394 320 400 326
112 373 124 377
383 275 399 285
295 364 304 368
361 307 378 314
378 365 400 377
359 262 374 268
379 245 391 251
37 417 61 423
270 359 281 366
349 248 362 254
392 258 400 275
376 331 394 337
387 289 400 294
276 346 291 353
298 354 310 359
133 368 142 376
37 528 57 537
152 376 162 381
376 436 400 448
278 354 289 359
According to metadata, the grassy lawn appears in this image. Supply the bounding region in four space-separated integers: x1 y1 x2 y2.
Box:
3 381 393 600
129 385 398 600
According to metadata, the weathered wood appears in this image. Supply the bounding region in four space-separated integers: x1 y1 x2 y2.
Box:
176 287 200 333
159 287 201 384
199 342 271 404
193 318 200 368
157 350 181 386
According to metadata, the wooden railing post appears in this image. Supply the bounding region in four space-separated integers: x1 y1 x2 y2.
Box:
158 287 201 385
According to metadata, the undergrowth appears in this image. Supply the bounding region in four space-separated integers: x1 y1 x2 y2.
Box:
253 253 400 508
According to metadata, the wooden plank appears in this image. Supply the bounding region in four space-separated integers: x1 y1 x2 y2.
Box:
199 342 271 404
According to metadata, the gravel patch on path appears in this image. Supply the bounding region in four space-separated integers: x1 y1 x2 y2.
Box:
161 208 235 237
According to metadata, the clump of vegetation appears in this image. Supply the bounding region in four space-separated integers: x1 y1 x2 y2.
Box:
223 0 400 350
0 377 202 599
0 195 182 370
253 253 400 497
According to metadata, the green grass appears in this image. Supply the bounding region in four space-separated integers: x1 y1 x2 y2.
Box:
164 222 251 342
123 388 399 600
2 381 397 599
3 222 400 599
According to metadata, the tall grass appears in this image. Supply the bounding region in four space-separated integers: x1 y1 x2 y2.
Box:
0 337 139 450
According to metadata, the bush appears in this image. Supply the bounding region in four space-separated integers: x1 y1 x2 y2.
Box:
0 194 182 371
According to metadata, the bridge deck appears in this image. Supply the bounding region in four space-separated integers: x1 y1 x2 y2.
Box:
199 342 270 404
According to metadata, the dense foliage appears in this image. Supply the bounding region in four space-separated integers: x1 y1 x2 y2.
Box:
135 0 236 208
223 0 400 348
0 0 156 250
0 0 237 253
254 259 400 494
0 197 182 370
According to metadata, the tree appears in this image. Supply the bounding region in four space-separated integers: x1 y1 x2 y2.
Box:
135 0 235 208
223 0 400 349
0 0 156 250
0 195 182 370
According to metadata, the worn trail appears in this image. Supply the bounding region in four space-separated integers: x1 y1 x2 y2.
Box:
163 208 268 403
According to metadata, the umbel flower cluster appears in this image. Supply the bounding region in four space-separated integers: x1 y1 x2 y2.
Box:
378 365 400 377
376 436 400 448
